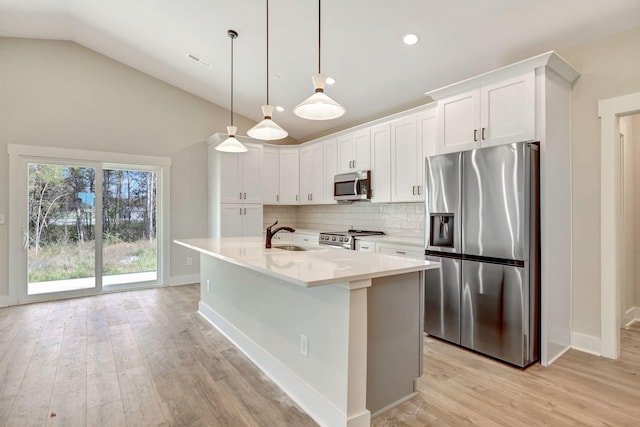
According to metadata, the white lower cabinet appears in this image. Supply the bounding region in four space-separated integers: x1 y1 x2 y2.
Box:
291 231 320 245
355 240 376 253
220 204 263 237
376 242 424 260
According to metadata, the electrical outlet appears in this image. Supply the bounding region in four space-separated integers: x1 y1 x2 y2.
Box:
300 334 309 357
186 257 193 266
206 279 210 293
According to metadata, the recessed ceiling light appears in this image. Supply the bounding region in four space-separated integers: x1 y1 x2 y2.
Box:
275 106 285 112
325 76 336 85
402 33 419 45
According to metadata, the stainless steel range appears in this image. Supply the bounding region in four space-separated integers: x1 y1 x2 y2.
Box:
319 230 384 250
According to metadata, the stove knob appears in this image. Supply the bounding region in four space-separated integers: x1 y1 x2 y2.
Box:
332 236 337 242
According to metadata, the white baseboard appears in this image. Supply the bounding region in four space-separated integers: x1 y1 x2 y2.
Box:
545 345 571 366
624 307 640 327
198 301 360 427
571 331 601 356
166 273 200 286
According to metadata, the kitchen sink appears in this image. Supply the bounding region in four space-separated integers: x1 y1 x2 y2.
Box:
272 244 315 252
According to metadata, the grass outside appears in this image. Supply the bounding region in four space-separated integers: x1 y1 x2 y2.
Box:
28 239 157 283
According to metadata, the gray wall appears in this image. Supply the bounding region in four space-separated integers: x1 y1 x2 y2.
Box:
0 37 259 297
559 25 640 337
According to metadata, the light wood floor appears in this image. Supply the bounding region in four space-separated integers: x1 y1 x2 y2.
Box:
1 285 639 426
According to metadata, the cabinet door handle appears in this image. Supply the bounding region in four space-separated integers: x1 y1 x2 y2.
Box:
239 192 242 200
353 160 356 168
417 186 421 195
482 127 486 140
412 186 416 195
244 192 247 199
310 194 313 201
239 208 242 215
396 251 406 255
361 246 369 249
473 129 478 142
244 208 246 215
296 194 298 201
276 194 279 202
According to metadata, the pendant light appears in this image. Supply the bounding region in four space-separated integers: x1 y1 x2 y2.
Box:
293 0 345 121
215 30 248 153
247 0 288 140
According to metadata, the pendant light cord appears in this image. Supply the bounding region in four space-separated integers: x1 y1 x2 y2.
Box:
266 0 270 105
318 0 321 74
230 31 235 126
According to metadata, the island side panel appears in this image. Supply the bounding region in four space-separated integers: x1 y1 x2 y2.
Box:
199 253 355 424
367 272 423 415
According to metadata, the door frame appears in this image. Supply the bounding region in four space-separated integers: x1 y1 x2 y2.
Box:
598 91 640 359
8 144 171 305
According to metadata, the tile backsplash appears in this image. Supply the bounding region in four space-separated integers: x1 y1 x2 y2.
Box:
264 203 425 237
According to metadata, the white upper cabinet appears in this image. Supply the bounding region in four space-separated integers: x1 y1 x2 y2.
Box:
337 129 371 172
417 108 437 159
480 72 535 147
299 143 324 204
437 89 481 154
370 123 391 203
262 146 280 204
279 148 300 205
324 138 338 204
436 71 534 154
218 142 263 203
390 115 423 202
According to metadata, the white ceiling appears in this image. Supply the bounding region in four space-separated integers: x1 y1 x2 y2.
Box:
2 0 640 141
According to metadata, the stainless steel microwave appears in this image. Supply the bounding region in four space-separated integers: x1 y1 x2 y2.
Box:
334 170 371 201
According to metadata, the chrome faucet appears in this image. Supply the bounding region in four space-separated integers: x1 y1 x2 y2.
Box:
265 220 295 248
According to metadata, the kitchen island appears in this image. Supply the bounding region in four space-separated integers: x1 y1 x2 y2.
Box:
174 237 439 427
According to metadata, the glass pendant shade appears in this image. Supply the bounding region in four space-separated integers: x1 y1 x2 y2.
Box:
247 105 288 140
215 126 248 153
294 73 346 120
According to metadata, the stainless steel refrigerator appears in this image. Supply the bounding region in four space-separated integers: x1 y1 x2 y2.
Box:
424 141 540 367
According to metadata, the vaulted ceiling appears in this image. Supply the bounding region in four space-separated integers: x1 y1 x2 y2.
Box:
2 0 640 141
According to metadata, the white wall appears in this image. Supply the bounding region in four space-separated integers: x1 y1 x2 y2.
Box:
0 37 260 297
264 203 425 238
558 25 640 338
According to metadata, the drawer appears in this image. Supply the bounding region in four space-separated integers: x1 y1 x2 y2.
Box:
377 243 424 259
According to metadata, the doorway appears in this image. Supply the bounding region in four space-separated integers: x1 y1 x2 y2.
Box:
8 144 169 305
598 91 640 359
619 114 640 333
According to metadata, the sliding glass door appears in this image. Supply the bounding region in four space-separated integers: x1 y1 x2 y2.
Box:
27 163 98 295
19 157 160 302
101 168 158 286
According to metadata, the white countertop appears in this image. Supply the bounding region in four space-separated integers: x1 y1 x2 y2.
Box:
174 237 438 288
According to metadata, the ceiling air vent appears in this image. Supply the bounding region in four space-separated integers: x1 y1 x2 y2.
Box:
186 53 212 69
